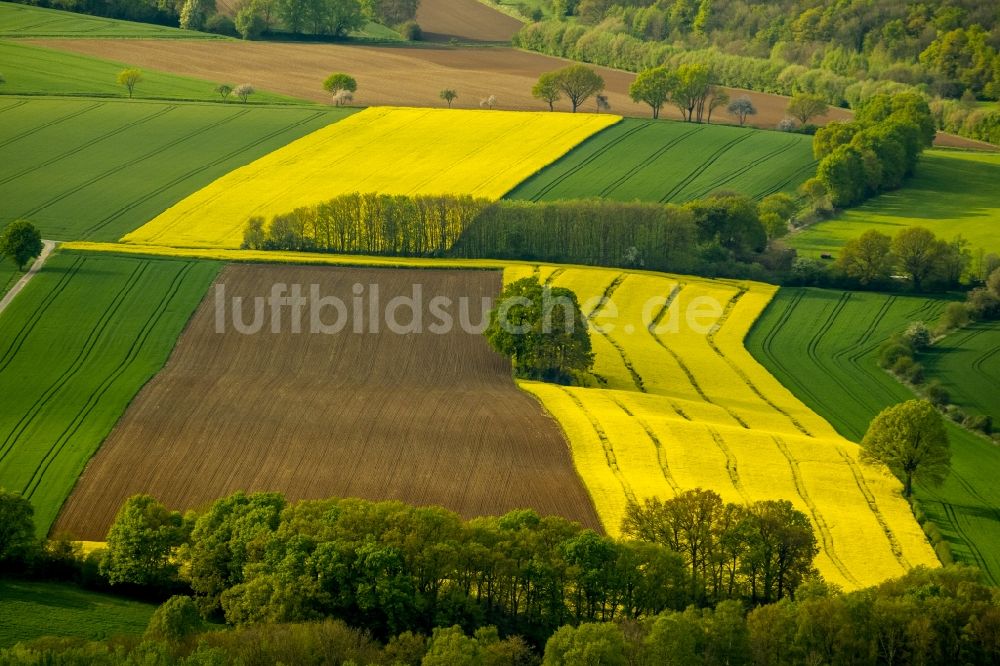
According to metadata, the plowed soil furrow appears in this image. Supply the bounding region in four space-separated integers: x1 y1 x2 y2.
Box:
54 265 602 539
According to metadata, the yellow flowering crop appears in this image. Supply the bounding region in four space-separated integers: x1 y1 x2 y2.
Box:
123 107 620 249
515 265 938 590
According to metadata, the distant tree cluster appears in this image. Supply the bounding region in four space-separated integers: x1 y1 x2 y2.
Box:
836 226 973 291
532 64 605 112
628 63 728 123
808 92 935 208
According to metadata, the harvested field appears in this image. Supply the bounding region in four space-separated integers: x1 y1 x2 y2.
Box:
55 264 602 540
417 0 523 42
28 38 991 149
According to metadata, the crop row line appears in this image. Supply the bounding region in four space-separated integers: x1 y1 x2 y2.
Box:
707 428 747 502
686 137 801 202
941 502 994 583
0 261 148 466
585 273 646 392
610 396 681 495
775 437 861 587
658 133 753 204
597 126 705 199
25 262 196 500
0 255 85 374
527 121 652 202
81 108 330 238
555 387 636 504
0 101 103 152
834 447 911 571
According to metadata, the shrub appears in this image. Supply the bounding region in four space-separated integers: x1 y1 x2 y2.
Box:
878 337 913 368
935 540 954 565
963 414 992 434
145 596 205 642
891 356 923 384
399 20 421 40
205 13 236 36
925 380 950 407
937 302 970 333
904 321 932 350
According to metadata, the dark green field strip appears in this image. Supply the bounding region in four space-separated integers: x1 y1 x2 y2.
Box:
0 579 154 648
0 98 354 241
0 263 18 297
0 41 294 101
0 250 219 535
746 287 1000 583
506 118 814 204
922 321 1000 423
0 1 222 38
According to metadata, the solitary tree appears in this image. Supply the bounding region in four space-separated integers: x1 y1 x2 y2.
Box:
117 68 143 98
531 71 562 111
837 229 894 285
0 220 43 271
892 227 944 291
552 64 605 113
234 83 255 103
727 95 756 126
480 95 497 110
629 66 674 119
705 87 729 123
439 89 457 108
485 276 593 383
323 73 357 106
215 83 233 101
786 93 829 125
861 399 950 497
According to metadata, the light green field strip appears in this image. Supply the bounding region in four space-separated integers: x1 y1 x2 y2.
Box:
0 1 222 38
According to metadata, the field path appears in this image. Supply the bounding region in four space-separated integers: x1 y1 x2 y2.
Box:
0 239 55 316
417 0 523 42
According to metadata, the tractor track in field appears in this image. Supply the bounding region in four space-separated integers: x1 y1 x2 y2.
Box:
646 284 751 429
834 447 910 571
706 288 813 437
683 136 801 201
0 262 148 465
610 395 681 495
23 107 253 220
597 126 705 199
526 121 652 202
78 108 329 238
24 262 196 499
942 501 994 582
587 273 647 393
0 101 102 151
708 429 748 502
0 254 84 372
0 104 177 187
754 160 818 199
557 387 637 504
775 437 861 587
658 133 753 203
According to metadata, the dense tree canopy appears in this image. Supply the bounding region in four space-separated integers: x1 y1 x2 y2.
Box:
861 399 951 497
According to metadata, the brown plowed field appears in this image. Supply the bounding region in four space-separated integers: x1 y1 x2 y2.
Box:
417 0 524 42
54 265 602 540
32 38 991 149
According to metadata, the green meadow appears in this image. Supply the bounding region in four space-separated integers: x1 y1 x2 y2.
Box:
0 1 221 39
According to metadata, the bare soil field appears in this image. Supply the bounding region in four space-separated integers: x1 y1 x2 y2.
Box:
417 0 524 42
54 265 602 540
33 38 991 149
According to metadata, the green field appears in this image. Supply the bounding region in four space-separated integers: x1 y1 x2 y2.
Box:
0 97 353 241
788 150 1000 257
0 41 300 102
507 118 816 203
922 321 1000 424
0 579 154 648
0 251 219 534
0 1 220 38
746 287 1000 584
0 263 19 296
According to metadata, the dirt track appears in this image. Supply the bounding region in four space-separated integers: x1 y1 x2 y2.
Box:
54 265 602 540
417 0 523 42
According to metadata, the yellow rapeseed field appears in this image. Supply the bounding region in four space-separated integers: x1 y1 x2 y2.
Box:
122 107 620 249
511 265 938 590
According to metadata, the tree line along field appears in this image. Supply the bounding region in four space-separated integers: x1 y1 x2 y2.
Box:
0 98 354 240
0 41 298 102
788 150 1000 258
501 264 936 590
0 251 219 534
121 107 619 249
746 289 1000 584
0 1 220 39
507 119 816 204
53 264 603 540
922 321 1000 424
0 579 154 648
